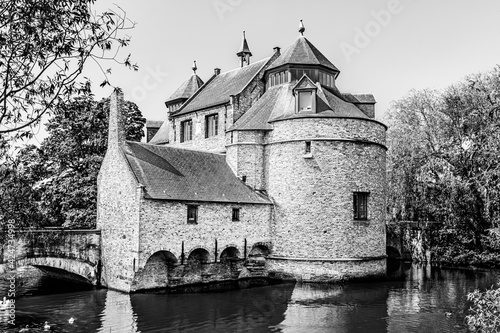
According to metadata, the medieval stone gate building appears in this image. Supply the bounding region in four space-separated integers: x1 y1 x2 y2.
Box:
97 22 387 292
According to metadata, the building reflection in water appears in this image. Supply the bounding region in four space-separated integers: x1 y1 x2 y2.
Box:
98 290 139 333
278 283 389 333
130 283 295 332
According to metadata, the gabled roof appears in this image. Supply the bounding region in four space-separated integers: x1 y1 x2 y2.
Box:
167 74 204 103
175 57 271 115
266 36 339 73
122 142 270 204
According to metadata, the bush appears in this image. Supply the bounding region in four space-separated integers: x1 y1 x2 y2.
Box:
466 284 500 332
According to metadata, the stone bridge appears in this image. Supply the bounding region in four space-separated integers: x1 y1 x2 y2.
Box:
0 229 101 285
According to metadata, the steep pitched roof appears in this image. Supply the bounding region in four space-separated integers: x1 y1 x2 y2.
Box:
267 36 339 72
167 74 204 102
122 142 270 204
148 122 169 144
229 81 369 131
228 84 293 131
175 57 271 115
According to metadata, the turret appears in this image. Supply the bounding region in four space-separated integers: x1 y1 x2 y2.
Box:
236 31 252 67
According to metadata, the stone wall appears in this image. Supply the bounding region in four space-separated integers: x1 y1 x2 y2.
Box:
226 130 267 190
136 200 272 267
269 117 386 146
97 90 141 292
168 104 228 153
0 230 101 284
265 117 387 274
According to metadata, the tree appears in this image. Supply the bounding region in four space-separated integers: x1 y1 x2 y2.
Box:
0 96 145 229
385 66 500 262
37 96 145 228
0 0 137 140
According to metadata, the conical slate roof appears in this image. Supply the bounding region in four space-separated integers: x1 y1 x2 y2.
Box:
236 32 252 57
166 74 204 102
267 36 339 72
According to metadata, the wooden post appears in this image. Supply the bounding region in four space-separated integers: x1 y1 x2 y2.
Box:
181 241 185 265
244 238 247 259
214 239 218 263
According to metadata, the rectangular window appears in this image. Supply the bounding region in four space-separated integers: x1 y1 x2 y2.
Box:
187 205 198 224
305 141 311 154
232 208 240 222
205 114 218 138
353 192 369 220
298 91 312 111
180 119 193 142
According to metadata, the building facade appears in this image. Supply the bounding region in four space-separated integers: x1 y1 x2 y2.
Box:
97 24 387 292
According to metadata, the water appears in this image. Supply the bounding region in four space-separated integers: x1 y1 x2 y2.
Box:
0 263 498 333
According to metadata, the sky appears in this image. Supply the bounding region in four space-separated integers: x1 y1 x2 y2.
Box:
33 0 500 142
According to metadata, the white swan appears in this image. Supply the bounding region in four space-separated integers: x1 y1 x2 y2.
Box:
0 297 12 310
68 317 75 324
43 321 50 330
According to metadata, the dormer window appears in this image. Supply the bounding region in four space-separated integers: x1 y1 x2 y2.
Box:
293 75 317 113
298 91 313 111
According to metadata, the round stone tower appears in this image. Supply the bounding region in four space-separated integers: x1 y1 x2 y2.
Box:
265 114 387 281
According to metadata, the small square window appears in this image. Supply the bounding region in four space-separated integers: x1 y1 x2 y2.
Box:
353 192 369 220
187 205 198 224
232 208 240 222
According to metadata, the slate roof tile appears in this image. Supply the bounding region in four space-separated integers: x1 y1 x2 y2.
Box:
167 74 204 102
175 57 271 115
122 142 270 204
267 36 339 72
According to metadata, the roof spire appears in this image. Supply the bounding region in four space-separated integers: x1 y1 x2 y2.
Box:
236 31 252 67
192 60 197 74
299 19 305 36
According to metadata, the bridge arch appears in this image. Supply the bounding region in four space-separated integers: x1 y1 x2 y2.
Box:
249 243 270 257
13 257 99 285
220 246 241 263
131 250 178 291
187 248 211 265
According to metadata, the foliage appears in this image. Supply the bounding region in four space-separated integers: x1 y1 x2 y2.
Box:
0 96 145 229
466 284 500 332
385 66 500 262
0 0 137 140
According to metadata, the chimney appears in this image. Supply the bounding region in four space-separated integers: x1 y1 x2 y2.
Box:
273 46 281 55
108 88 125 148
214 68 221 75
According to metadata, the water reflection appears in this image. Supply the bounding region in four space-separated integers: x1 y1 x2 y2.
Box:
0 264 498 333
98 290 139 333
130 283 294 332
